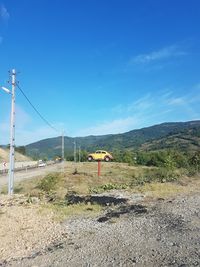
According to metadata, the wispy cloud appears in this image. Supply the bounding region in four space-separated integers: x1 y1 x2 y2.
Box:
166 97 186 106
130 45 187 65
15 126 59 145
80 86 200 137
77 117 139 136
0 4 10 22
164 90 200 118
1 87 199 144
0 122 61 146
112 93 156 115
0 105 63 145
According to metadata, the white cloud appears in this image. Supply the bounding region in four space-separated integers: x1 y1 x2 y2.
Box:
0 104 63 145
131 45 187 64
0 4 10 21
165 93 200 118
15 127 58 145
127 94 153 112
0 122 61 145
1 85 199 145
75 84 199 137
167 97 186 106
111 94 155 115
15 120 66 145
77 117 139 136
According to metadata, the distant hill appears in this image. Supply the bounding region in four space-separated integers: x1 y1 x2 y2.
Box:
25 120 200 159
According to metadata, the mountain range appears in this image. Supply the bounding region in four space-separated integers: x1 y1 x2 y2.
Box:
25 120 200 159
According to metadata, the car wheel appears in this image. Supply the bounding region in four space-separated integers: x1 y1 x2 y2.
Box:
104 156 110 162
88 156 93 162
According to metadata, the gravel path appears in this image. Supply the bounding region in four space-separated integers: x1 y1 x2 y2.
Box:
4 193 200 267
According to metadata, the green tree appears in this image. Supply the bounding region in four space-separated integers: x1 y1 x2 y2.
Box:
15 146 26 155
189 151 200 172
122 150 134 164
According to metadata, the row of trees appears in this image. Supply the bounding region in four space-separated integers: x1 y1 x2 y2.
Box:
112 149 200 173
14 145 200 173
64 148 200 173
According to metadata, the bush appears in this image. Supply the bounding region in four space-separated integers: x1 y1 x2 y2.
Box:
37 173 61 193
189 151 200 173
136 150 191 170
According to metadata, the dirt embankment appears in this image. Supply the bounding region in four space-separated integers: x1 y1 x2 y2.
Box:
0 148 31 163
0 191 200 267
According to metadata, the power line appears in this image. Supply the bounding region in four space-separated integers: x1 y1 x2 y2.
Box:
17 83 58 133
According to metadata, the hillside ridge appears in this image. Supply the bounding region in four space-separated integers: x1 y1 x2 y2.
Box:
25 120 200 159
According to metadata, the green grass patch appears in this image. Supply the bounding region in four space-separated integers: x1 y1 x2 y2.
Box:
39 202 102 222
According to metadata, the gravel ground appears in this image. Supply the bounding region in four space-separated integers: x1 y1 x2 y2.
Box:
0 195 67 265
3 192 200 267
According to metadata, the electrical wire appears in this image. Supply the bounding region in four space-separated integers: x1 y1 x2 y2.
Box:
17 83 59 133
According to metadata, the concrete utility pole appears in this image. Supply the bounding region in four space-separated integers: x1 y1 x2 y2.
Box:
1 70 16 195
74 139 76 163
9 69 16 194
78 146 81 163
62 131 64 161
61 131 64 174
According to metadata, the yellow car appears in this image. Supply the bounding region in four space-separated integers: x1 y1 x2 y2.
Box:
87 150 113 162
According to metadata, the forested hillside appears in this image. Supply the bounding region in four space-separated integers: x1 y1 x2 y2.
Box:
25 120 200 160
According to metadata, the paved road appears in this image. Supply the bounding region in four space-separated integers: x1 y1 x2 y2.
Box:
0 163 62 189
0 161 37 171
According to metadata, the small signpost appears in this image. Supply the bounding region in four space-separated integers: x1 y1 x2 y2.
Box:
3 161 7 173
98 160 101 177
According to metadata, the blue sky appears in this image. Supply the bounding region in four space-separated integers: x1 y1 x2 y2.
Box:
0 0 200 145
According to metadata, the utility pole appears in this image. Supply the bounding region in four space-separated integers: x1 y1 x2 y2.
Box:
78 146 81 163
74 139 76 163
61 131 64 174
8 69 16 194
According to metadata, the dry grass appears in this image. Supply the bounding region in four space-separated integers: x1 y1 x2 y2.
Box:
0 147 31 162
62 162 146 194
137 174 200 198
3 162 199 213
138 182 187 198
8 162 200 197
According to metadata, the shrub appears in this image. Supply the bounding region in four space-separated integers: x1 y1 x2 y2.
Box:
37 173 61 193
189 151 200 173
